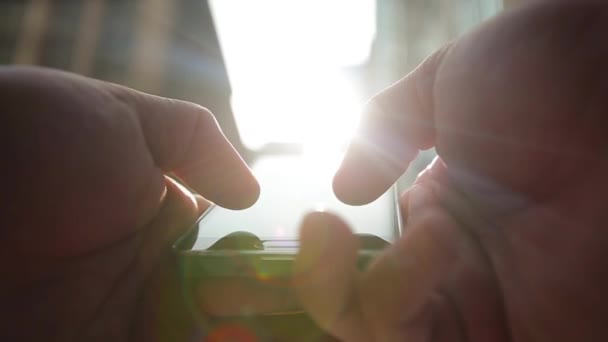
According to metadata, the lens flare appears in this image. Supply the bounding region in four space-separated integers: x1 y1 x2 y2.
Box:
206 323 258 342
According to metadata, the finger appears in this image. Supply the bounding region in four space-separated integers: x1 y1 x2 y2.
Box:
109 86 259 209
359 185 446 341
333 44 452 205
408 181 510 342
134 176 206 274
122 180 207 342
294 212 372 342
399 156 447 223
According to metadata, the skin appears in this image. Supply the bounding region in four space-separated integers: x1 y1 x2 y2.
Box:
296 1 608 341
0 66 298 341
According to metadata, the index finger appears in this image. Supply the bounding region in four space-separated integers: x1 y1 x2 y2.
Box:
333 45 451 205
109 87 260 210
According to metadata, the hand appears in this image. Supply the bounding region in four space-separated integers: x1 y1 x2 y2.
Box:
296 1 608 341
0 67 291 341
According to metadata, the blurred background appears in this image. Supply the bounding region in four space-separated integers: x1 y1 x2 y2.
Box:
0 0 510 168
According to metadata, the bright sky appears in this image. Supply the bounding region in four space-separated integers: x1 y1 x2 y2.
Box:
209 0 376 152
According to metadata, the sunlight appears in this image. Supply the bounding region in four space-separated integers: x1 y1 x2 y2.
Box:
209 0 376 160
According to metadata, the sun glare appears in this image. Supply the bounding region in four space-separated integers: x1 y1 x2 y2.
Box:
209 0 376 159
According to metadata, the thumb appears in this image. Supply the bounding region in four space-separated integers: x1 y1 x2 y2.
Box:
294 212 371 342
333 44 452 205
107 84 260 210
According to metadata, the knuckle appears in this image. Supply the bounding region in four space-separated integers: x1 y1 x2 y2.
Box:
192 104 218 127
